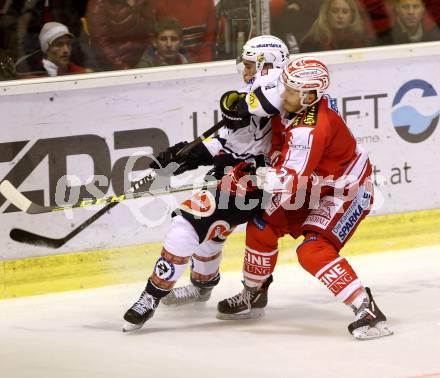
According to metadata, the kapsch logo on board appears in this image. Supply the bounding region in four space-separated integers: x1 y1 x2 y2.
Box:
391 79 440 143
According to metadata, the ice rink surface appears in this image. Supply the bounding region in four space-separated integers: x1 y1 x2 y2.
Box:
0 246 439 378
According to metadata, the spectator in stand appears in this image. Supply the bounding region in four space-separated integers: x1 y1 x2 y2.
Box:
270 0 322 53
50 0 97 69
300 0 375 52
136 18 191 68
356 0 393 37
86 0 154 71
15 21 91 78
153 0 216 63
1 0 17 58
425 0 440 31
377 0 440 45
15 0 47 60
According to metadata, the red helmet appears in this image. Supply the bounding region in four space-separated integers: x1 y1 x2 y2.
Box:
282 56 330 106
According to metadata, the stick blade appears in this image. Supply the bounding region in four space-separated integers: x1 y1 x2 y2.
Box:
10 228 65 249
0 180 32 212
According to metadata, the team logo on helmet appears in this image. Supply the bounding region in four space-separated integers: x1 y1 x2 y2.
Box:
391 79 439 143
256 53 265 63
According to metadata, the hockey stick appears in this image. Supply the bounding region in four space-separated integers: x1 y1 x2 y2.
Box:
5 119 225 248
8 179 218 248
0 177 219 214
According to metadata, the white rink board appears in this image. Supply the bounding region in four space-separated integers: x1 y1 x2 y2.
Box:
1 43 440 259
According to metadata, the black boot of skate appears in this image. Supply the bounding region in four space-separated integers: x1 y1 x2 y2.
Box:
122 279 167 332
216 275 273 320
162 273 220 306
348 287 393 340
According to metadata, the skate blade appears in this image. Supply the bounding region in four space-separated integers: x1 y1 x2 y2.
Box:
216 308 265 320
122 321 144 333
352 321 393 340
162 297 210 307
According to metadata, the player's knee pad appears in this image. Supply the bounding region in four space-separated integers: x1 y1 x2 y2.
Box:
150 248 190 291
296 232 362 301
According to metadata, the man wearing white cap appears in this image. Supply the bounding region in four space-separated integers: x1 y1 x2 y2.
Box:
15 21 90 78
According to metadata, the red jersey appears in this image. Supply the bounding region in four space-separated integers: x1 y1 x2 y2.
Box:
262 95 371 204
153 0 216 62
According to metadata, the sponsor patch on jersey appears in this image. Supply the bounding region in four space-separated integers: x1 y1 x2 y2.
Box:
317 260 356 296
332 187 370 242
298 235 318 248
303 104 319 126
178 190 216 218
265 83 276 91
304 196 341 229
288 142 310 150
247 92 260 110
154 257 175 281
252 214 266 230
205 220 231 242
327 95 339 114
288 112 303 128
311 199 338 220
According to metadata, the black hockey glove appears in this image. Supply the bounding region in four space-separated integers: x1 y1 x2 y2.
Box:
220 90 250 130
211 153 270 179
211 154 243 179
150 141 188 170
150 141 214 176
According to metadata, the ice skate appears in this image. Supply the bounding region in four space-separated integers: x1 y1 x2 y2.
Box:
162 274 219 306
217 275 272 320
348 287 393 340
161 285 213 306
122 289 160 332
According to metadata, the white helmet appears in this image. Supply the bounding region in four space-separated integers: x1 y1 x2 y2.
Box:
282 56 330 107
240 35 289 75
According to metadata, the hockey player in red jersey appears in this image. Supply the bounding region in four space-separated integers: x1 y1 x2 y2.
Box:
217 56 393 340
122 36 289 332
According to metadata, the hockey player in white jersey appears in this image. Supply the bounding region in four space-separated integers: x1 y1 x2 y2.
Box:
122 35 289 332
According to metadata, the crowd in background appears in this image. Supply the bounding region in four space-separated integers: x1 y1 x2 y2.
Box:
0 0 439 80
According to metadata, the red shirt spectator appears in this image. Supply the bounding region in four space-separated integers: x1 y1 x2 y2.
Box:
153 0 216 62
86 0 154 70
357 0 393 34
425 0 440 29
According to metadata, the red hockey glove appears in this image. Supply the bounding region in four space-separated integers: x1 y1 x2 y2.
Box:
219 161 257 197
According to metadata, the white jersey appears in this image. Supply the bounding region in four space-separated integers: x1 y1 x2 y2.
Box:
202 68 284 160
